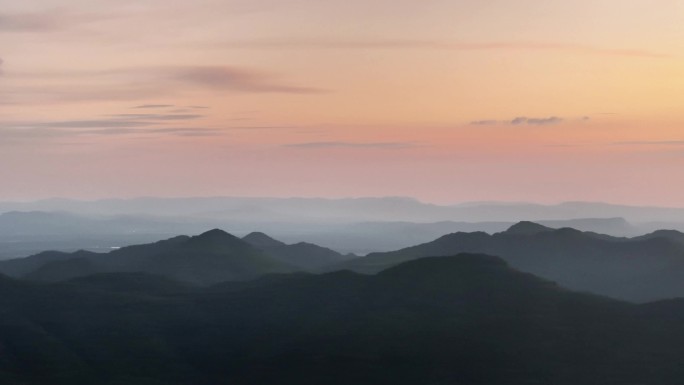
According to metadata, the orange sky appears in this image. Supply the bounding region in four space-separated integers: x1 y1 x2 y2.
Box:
1 0 684 205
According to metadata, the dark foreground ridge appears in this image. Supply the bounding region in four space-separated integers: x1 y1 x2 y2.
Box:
2 253 684 384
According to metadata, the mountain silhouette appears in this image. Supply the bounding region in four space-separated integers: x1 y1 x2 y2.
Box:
635 229 684 245
0 249 99 277
242 231 355 270
333 222 684 301
3 229 295 285
242 231 287 248
504 220 553 235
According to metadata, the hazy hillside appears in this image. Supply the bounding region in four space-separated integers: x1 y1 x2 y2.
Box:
335 222 684 302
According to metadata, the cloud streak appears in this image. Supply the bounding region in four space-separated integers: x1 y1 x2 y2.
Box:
8 112 204 130
2 65 324 105
108 114 203 121
0 110 214 141
613 140 684 146
170 66 324 94
470 120 499 126
470 116 564 126
511 116 563 125
132 104 175 109
219 39 671 59
284 141 419 149
0 10 64 32
0 10 117 33
20 66 325 95
0 126 219 142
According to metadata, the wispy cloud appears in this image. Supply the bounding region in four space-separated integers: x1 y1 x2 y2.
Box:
219 39 671 59
284 141 419 149
470 116 564 126
470 120 499 126
0 10 64 32
0 126 219 141
108 114 203 121
511 116 563 125
9 112 204 130
171 66 325 94
36 120 153 129
0 9 116 33
80 127 219 137
0 110 213 141
613 140 684 146
2 65 324 105
132 104 175 109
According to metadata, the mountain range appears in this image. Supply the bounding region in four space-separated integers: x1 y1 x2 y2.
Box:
0 230 293 285
334 221 684 302
4 197 684 259
0 229 354 284
5 223 684 302
0 209 656 260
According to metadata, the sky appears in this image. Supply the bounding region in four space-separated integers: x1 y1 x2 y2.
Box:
1 0 684 205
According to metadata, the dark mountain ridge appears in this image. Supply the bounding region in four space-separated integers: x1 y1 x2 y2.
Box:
1 229 295 285
242 231 355 270
2 254 684 384
334 222 684 302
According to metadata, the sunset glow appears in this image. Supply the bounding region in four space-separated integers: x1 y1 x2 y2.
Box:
2 0 684 204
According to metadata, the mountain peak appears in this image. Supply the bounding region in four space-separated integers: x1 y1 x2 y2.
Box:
196 228 231 238
186 229 244 247
649 229 684 237
505 221 553 235
242 232 286 248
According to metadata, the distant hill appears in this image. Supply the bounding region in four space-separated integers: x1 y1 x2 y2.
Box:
0 210 205 237
242 231 356 270
1 229 296 285
634 229 684 245
2 254 684 384
333 222 684 302
0 249 99 277
4 197 684 225
538 217 636 236
242 231 287 248
0 207 663 259
0 210 216 260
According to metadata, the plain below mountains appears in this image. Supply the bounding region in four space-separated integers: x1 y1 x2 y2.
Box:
3 254 684 384
333 221 684 302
